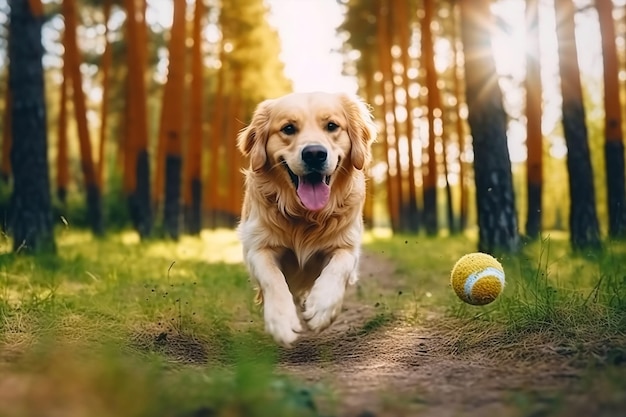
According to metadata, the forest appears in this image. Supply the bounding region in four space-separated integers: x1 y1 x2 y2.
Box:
2 1 626 416
1 0 625 254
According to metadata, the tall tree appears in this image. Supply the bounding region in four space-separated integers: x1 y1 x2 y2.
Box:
554 0 601 250
63 0 104 235
337 0 378 228
451 2 468 232
159 0 187 239
376 0 401 232
97 0 113 190
459 0 520 254
597 0 626 238
387 21 407 233
373 0 409 231
205 46 226 226
8 0 56 252
123 0 152 238
213 0 291 225
226 74 244 224
422 0 440 235
183 0 205 235
361 60 376 229
525 0 543 239
1 90 11 183
57 57 69 204
395 0 419 232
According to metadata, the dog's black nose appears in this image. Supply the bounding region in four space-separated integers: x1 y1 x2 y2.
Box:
302 145 328 169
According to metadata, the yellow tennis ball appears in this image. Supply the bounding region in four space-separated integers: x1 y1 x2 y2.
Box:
450 252 505 305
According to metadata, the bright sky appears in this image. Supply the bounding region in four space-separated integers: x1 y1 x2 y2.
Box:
265 0 358 94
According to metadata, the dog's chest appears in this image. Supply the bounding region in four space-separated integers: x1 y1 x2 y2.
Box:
278 249 328 298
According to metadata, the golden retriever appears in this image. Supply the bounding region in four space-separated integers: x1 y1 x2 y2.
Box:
237 92 377 347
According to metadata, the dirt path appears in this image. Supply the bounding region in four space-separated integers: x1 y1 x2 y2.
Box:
277 252 590 417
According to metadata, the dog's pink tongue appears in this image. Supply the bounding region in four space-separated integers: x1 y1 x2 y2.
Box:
297 181 330 211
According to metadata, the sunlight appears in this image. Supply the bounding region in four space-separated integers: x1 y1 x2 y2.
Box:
266 0 357 93
488 0 603 161
118 229 243 264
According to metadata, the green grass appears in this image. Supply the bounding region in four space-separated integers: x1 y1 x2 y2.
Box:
0 229 325 417
363 231 626 415
364 231 626 359
2 228 626 416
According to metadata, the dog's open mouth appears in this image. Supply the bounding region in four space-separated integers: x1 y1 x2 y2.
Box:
281 160 331 211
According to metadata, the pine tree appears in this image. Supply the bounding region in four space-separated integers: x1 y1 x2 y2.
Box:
8 0 56 253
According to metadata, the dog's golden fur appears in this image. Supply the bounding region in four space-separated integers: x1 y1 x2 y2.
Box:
237 92 376 347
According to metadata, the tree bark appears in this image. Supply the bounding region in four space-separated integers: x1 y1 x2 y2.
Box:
205 45 225 227
227 71 244 226
422 0 439 235
63 0 104 236
124 0 152 239
8 0 56 253
396 0 419 233
1 89 11 183
56 58 69 204
596 0 626 239
183 0 205 235
554 0 601 250
376 0 401 232
361 62 375 229
451 2 468 232
460 0 520 254
161 0 187 239
525 0 543 240
97 0 113 190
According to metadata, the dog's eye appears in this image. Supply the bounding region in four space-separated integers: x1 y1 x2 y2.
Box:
326 122 340 132
280 124 297 135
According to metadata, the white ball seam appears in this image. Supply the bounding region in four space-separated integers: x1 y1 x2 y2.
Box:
463 266 505 302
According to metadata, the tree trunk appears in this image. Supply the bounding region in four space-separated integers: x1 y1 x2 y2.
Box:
205 46 225 227
183 0 205 235
161 0 187 239
57 57 69 204
387 15 407 233
460 0 520 254
97 0 112 190
8 0 56 253
554 0 601 250
376 0 401 232
379 0 408 232
452 3 468 232
597 0 626 239
124 0 152 239
395 0 419 233
361 62 375 229
1 89 11 183
525 0 543 239
441 132 455 235
63 0 104 236
163 155 182 239
226 71 245 226
422 0 440 235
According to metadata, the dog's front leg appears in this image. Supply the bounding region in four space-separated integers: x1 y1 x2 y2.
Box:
303 248 358 332
246 248 303 347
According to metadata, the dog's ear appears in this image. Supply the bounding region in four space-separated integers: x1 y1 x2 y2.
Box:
340 94 377 170
238 99 274 171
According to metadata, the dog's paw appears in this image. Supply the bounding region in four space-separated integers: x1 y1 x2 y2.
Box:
302 280 344 332
264 298 303 347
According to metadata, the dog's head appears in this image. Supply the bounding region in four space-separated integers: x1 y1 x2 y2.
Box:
238 92 377 212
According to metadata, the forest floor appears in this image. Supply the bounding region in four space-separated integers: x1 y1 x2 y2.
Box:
277 252 625 417
0 230 625 417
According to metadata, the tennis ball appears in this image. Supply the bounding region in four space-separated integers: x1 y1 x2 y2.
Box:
450 252 505 305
